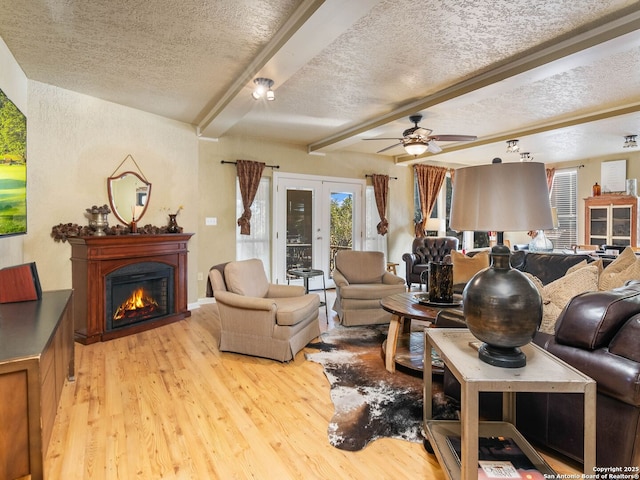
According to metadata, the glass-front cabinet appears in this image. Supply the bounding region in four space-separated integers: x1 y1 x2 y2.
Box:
585 195 638 247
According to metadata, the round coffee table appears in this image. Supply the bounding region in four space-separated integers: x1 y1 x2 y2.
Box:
380 292 463 373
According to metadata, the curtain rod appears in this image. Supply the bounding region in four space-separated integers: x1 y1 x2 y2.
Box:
365 174 398 179
221 160 280 169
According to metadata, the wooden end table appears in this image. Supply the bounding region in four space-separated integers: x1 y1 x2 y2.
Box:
423 328 596 480
380 292 462 373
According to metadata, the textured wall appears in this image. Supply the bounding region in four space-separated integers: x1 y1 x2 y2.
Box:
23 81 199 300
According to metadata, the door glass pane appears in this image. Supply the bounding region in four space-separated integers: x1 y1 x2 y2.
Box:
286 190 313 271
330 191 353 274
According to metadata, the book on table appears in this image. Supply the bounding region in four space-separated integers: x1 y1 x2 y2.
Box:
446 435 546 480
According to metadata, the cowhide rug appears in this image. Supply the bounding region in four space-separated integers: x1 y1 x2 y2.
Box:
305 324 459 451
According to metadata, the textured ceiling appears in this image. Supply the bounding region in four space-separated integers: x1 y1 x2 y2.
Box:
1 0 640 167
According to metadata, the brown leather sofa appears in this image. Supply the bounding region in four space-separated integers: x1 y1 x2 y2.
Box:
402 236 458 289
518 282 640 467
439 280 640 467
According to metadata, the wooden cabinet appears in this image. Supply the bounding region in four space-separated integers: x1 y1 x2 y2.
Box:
0 290 74 480
584 195 639 247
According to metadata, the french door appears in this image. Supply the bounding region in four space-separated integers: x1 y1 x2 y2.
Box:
272 172 365 288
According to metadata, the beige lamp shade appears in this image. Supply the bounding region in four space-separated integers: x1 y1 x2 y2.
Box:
450 162 553 232
425 217 445 233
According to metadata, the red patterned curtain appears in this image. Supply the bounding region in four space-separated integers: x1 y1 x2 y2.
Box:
415 164 448 236
371 174 389 235
236 160 265 235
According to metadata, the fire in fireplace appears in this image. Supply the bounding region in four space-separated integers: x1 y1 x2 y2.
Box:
106 262 174 331
114 287 159 321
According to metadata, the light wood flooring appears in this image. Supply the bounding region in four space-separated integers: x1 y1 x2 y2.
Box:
44 289 582 479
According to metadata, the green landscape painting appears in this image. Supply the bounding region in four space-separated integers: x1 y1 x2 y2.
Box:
0 87 27 236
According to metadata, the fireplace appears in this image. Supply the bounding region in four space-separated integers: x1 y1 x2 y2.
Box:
68 234 193 344
106 262 174 331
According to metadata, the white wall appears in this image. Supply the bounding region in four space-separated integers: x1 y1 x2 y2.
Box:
0 36 28 267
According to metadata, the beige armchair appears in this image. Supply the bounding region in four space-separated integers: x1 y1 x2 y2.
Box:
208 259 320 362
332 250 406 326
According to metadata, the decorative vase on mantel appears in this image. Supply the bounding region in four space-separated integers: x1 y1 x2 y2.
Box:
89 212 109 236
86 204 111 236
167 214 180 233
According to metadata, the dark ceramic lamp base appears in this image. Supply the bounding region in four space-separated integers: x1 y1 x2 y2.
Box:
478 344 526 368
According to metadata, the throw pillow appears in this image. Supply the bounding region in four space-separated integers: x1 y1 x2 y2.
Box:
451 250 490 285
565 260 587 275
538 265 599 334
598 247 638 290
565 258 604 276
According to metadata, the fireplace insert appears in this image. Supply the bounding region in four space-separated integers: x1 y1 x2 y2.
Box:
105 262 174 331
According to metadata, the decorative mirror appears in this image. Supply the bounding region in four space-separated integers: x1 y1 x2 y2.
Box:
107 155 152 225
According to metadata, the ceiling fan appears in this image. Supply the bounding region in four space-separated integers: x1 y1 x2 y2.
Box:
364 114 477 156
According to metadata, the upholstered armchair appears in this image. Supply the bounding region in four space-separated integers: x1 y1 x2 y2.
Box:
332 250 406 326
208 259 320 362
402 236 459 289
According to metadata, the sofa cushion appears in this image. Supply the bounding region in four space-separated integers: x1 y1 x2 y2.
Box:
224 259 269 298
538 265 599 335
598 247 640 290
339 283 406 300
274 295 320 326
522 252 593 285
451 250 489 285
555 283 640 349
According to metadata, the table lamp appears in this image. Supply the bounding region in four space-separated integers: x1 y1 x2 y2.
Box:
425 217 445 235
450 160 554 367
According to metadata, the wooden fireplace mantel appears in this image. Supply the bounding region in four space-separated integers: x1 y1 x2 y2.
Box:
68 234 194 344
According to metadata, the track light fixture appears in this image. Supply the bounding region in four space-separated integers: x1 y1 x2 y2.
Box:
520 152 533 162
252 77 275 101
506 139 520 153
624 135 638 148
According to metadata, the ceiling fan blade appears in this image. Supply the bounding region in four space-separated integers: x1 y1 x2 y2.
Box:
427 141 442 154
376 142 402 153
363 137 403 141
429 134 477 142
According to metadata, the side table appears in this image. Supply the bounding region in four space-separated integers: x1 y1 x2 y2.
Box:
287 268 328 321
423 328 596 480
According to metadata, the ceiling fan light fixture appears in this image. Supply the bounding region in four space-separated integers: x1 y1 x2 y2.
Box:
404 139 428 156
506 139 520 153
624 135 637 148
252 77 275 100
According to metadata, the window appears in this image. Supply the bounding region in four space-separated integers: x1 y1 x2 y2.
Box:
549 168 577 249
236 177 271 274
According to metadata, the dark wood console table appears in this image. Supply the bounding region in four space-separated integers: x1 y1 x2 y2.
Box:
0 290 74 480
68 234 193 344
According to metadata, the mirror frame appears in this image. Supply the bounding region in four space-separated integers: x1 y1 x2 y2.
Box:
107 170 152 225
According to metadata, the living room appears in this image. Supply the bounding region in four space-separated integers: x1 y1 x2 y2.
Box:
1 2 640 479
